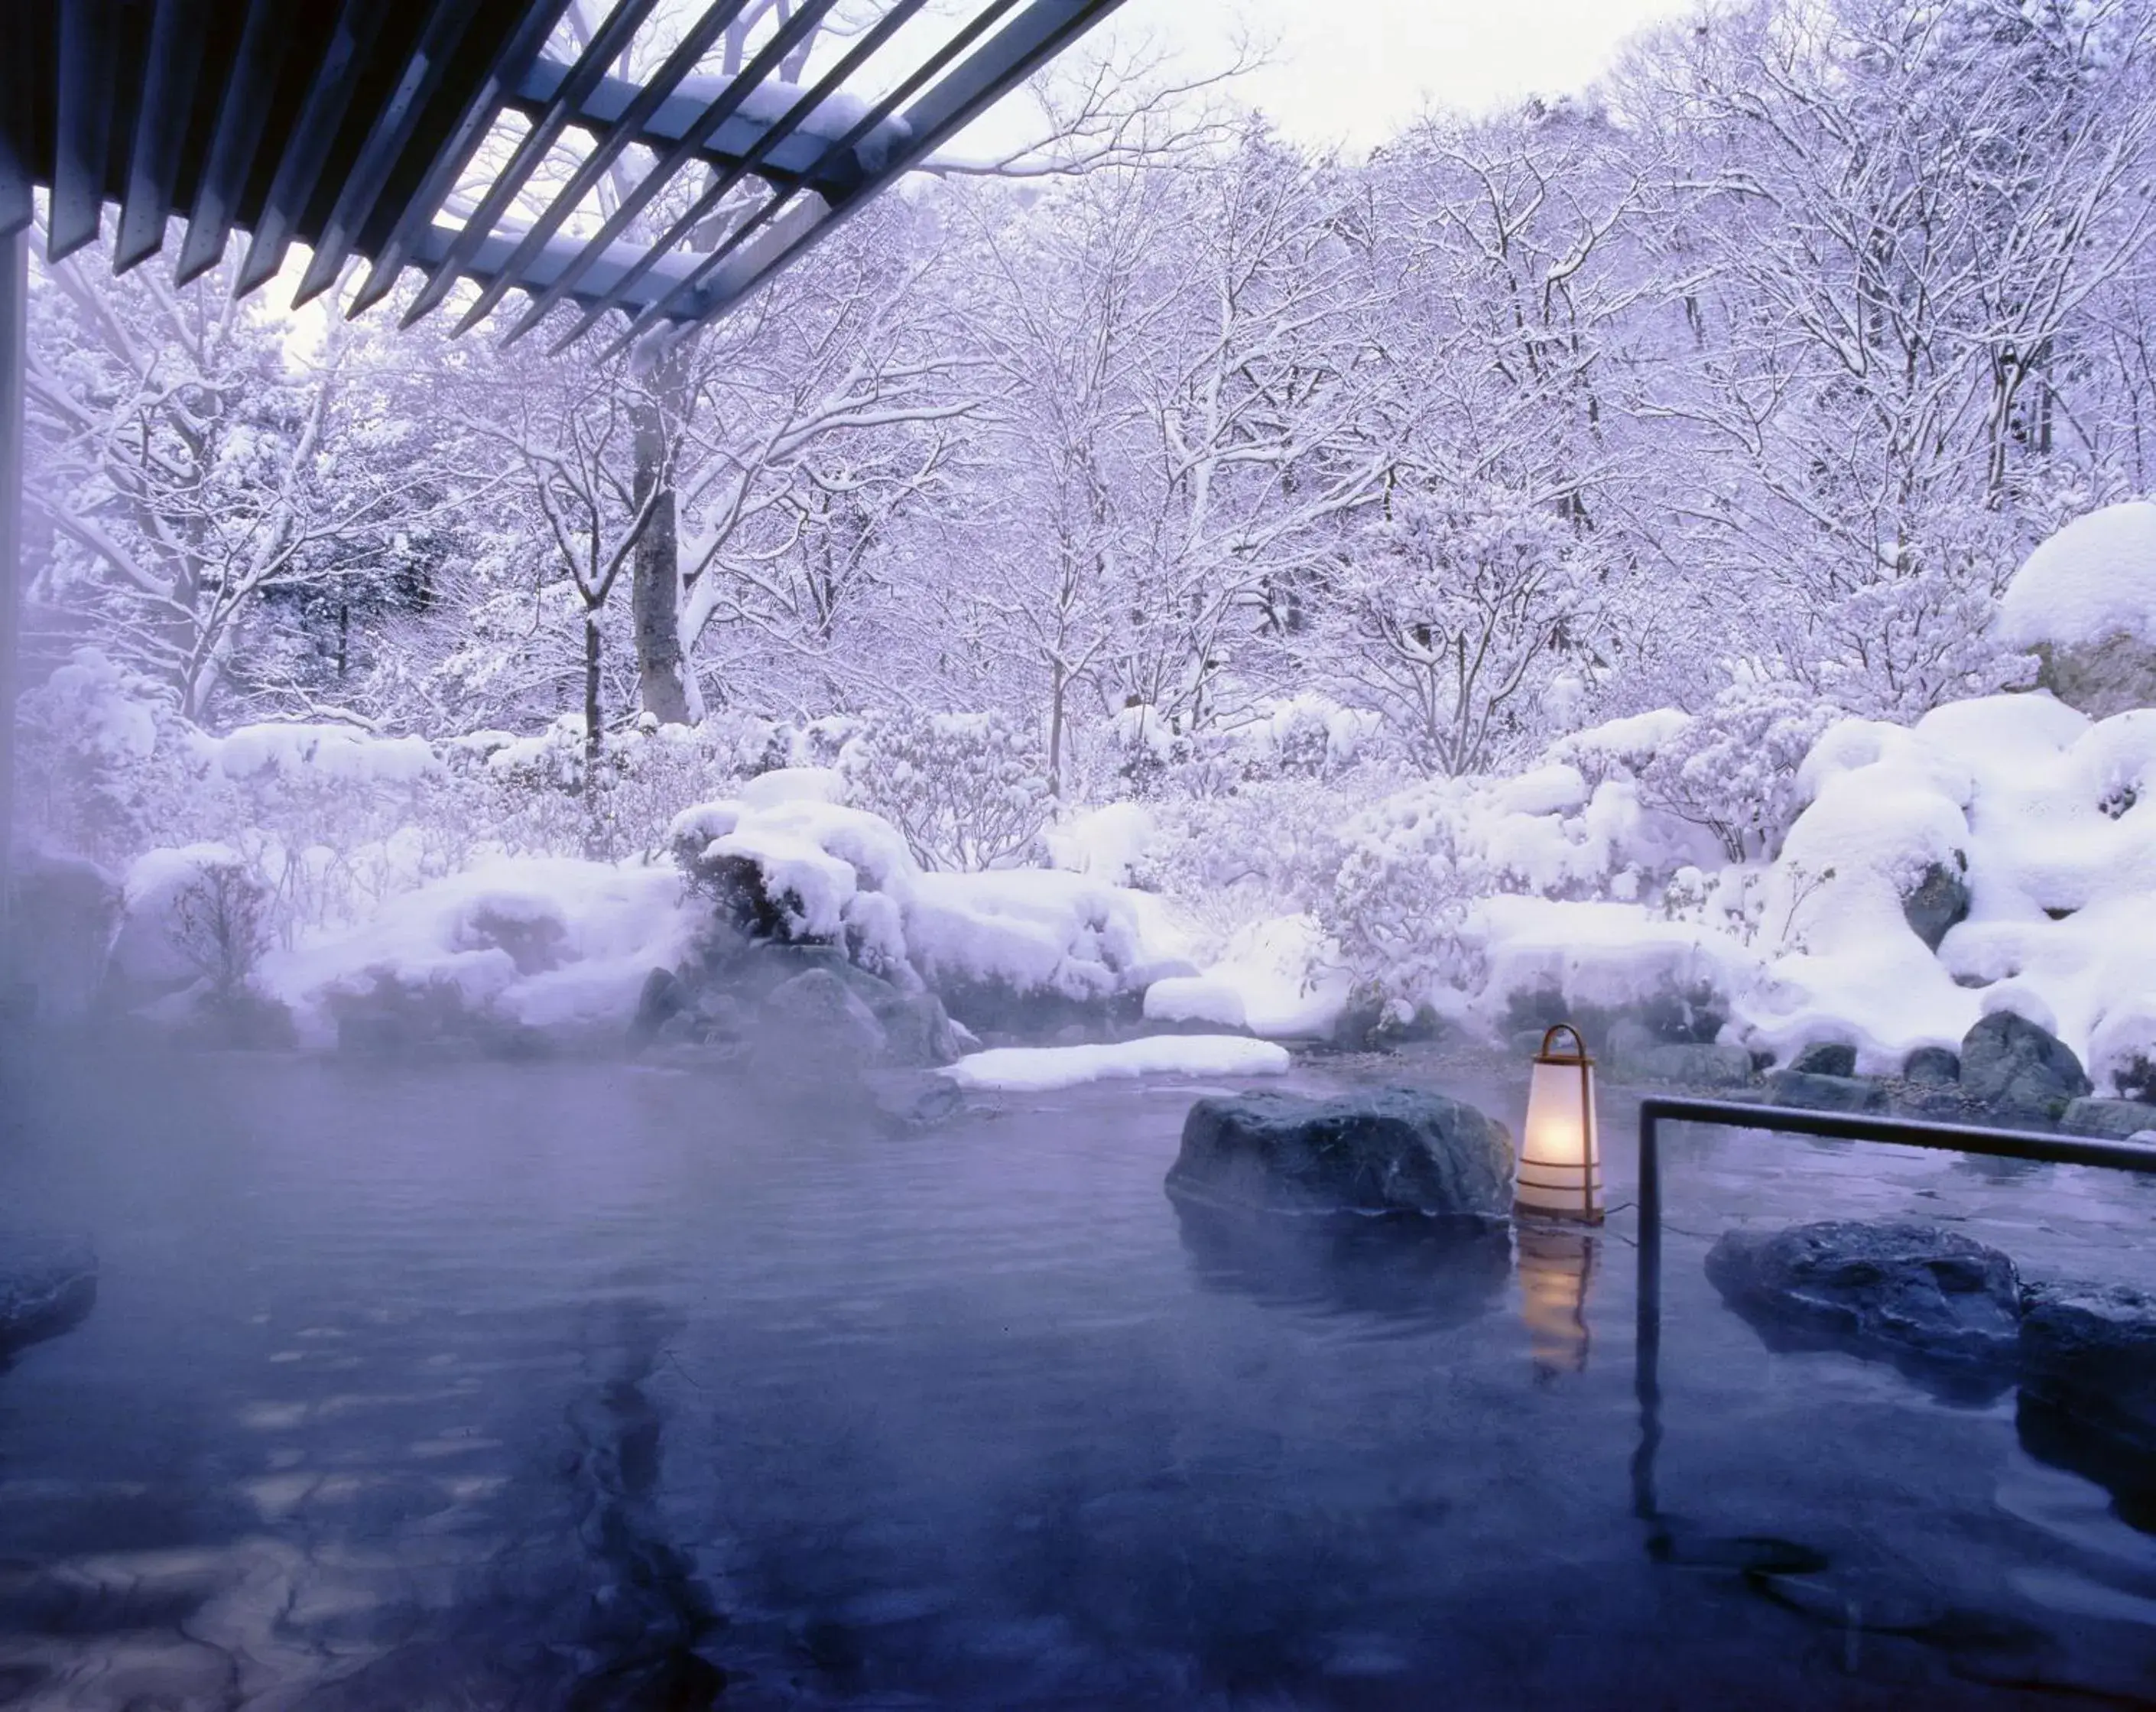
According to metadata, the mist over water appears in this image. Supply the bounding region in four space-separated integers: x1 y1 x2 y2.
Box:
2 1048 2154 1708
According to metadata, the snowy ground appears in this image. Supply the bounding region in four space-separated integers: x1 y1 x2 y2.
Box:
943 1036 1293 1093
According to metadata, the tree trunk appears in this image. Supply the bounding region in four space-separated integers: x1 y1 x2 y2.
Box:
630 334 702 726
1048 660 1067 798
583 609 603 774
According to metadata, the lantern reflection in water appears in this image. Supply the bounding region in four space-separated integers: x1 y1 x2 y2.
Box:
1516 1223 1597 1376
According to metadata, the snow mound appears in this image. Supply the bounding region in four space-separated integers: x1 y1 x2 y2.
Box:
259 859 695 1048
1479 896 1759 1022
1045 802 1159 886
190 723 438 785
1998 501 2156 651
669 792 1184 1009
1168 914 1352 1039
1144 975 1248 1030
943 1035 1293 1093
1733 695 2156 1084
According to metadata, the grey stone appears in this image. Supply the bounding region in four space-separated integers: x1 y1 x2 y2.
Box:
0 1232 98 1357
1960 1012 2092 1118
1706 1220 2022 1375
1330 997 1390 1052
627 967 686 1048
1638 1041 1755 1088
1901 858 1971 952
2031 635 2156 723
872 991 962 1068
865 1069 965 1128
2020 1279 2156 1458
1605 1023 1751 1088
1902 1046 1961 1086
742 941 898 1005
1892 1086 1968 1121
1166 1088 1513 1220
1789 1041 1857 1078
2112 1052 2156 1105
1763 1069 1888 1113
763 969 888 1064
11 853 119 1025
2060 1097 2156 1141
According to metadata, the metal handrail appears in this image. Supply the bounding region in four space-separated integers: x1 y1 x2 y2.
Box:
1631 1096 2156 1535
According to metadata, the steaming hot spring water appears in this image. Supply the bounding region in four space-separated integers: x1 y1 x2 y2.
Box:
2 1047 2154 1710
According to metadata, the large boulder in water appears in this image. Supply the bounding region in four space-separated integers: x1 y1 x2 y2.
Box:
1960 1012 2092 1119
1166 1089 1512 1220
1705 1221 2022 1386
2019 1279 2156 1462
762 969 888 1064
0 1232 98 1358
1761 1068 1888 1113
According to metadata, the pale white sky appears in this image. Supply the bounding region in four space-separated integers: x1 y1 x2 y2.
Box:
1112 0 1703 148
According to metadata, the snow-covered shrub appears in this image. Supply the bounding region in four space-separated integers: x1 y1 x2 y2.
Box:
1331 486 1600 777
15 649 191 866
838 710 1054 871
1544 708 1690 791
1311 755 1732 1019
1230 696 1385 781
1322 789 1494 1012
170 855 274 997
1139 778 1356 948
1636 680 1842 863
1811 555 2034 721
1107 705 1241 800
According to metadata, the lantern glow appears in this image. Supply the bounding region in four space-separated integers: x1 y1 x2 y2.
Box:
1515 1023 1602 1223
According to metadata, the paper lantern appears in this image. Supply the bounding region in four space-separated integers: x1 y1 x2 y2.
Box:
1516 1022 1602 1223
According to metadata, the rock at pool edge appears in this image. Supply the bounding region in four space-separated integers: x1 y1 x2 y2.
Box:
1166 1089 1513 1219
0 1232 99 1358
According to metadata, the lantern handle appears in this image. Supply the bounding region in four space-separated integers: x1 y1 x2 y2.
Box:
1538 1022 1591 1062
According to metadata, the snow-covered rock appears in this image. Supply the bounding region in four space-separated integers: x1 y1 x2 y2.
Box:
1732 694 2156 1087
1999 502 2156 718
669 791 1181 1026
12 851 119 1023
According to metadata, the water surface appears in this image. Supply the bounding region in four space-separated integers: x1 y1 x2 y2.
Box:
1 1049 2152 1708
